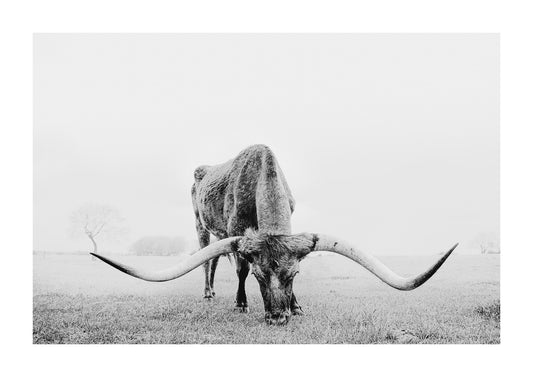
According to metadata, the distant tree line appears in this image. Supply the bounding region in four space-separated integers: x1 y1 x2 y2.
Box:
129 236 187 256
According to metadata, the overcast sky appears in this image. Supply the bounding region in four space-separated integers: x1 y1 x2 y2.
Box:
34 34 499 254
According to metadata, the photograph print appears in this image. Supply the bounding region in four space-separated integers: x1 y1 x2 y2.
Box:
33 33 499 344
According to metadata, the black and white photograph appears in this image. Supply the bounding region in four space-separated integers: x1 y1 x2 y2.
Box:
33 33 500 344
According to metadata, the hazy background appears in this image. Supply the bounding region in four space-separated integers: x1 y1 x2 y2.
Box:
34 34 499 255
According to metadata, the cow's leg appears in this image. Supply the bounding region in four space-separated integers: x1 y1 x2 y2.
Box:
203 261 213 299
234 255 250 313
209 256 220 297
196 221 214 300
290 293 304 316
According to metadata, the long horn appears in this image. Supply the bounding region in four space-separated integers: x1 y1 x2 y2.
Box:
91 237 241 282
308 234 457 290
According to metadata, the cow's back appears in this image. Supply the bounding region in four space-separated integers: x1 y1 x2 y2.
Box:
192 145 295 238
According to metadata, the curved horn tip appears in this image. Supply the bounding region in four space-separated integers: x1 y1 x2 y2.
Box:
447 242 459 255
89 236 242 282
90 252 112 263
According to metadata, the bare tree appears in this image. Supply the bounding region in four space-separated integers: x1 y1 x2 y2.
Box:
69 204 127 253
470 232 500 254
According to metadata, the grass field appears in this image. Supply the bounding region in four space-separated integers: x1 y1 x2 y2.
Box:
33 252 499 344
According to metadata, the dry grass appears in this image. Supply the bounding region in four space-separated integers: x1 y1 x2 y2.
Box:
33 253 500 344
475 300 500 322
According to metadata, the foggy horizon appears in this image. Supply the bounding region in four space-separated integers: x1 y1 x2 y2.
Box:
34 34 499 255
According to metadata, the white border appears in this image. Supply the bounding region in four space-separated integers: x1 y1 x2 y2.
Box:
2 1 531 376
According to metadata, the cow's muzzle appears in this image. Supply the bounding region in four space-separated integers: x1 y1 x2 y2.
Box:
265 311 291 326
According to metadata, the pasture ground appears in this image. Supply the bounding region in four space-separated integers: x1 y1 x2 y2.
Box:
33 253 499 344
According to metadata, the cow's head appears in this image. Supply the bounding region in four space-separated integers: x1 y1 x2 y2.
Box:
91 232 457 326
237 230 314 325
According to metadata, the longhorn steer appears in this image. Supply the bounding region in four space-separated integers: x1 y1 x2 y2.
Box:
92 144 458 325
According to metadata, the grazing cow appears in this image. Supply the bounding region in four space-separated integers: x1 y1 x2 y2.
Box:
92 144 457 325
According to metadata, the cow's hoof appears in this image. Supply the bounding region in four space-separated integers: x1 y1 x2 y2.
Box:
291 307 304 316
234 305 249 313
204 288 215 300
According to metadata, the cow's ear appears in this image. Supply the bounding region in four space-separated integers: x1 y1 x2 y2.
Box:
239 247 255 264
293 233 316 260
231 238 243 253
294 243 313 260
234 238 252 262
296 247 312 260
